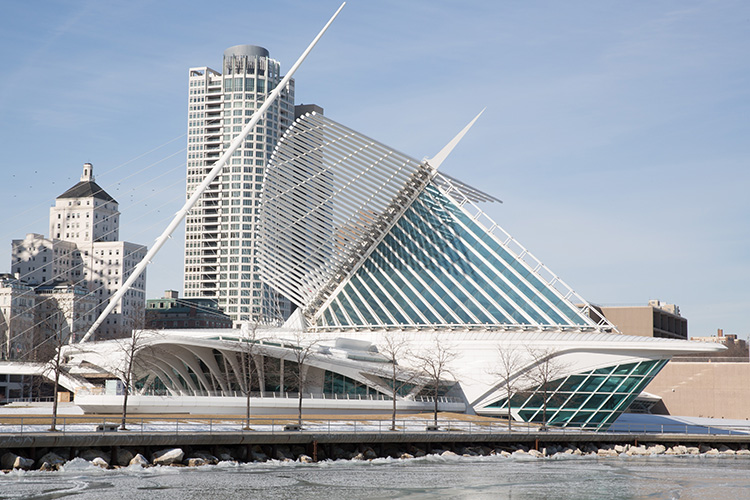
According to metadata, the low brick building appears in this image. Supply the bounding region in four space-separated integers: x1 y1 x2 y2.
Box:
145 290 232 330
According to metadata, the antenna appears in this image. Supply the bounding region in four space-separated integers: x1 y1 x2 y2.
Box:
79 2 346 343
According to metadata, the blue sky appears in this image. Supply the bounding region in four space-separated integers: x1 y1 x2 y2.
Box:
0 0 748 337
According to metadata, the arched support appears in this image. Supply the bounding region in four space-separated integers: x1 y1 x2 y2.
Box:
181 345 229 393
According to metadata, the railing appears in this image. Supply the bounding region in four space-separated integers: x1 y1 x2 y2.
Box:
604 422 750 436
0 396 55 405
74 388 463 404
1 416 748 437
670 357 750 363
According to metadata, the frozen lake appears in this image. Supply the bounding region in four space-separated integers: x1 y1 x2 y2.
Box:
3 453 750 500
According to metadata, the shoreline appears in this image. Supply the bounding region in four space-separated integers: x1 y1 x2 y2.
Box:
4 408 750 472
3 439 750 474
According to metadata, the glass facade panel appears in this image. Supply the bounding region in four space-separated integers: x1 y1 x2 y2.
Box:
323 308 334 327
315 180 599 329
353 274 384 319
331 297 351 325
482 358 667 430
565 393 590 408
599 376 625 393
600 394 623 411
632 362 657 376
578 375 607 393
550 411 575 424
342 284 377 325
587 412 609 424
323 371 380 396
556 375 587 393
615 376 641 394
518 410 537 421
582 393 609 410
570 412 593 424
613 363 638 375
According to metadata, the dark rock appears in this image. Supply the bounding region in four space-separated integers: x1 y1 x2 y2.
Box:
36 452 65 470
116 449 135 467
79 449 110 466
1 452 34 470
152 448 184 465
129 454 149 467
186 451 219 465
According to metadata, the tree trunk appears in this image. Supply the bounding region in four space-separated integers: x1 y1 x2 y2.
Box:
49 348 62 432
120 386 130 430
433 384 439 427
391 363 397 431
121 349 135 430
297 390 303 427
506 379 512 432
245 392 251 429
244 356 252 429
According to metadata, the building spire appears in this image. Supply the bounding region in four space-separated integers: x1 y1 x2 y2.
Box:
80 163 94 182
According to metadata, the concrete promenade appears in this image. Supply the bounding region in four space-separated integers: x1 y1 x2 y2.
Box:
3 429 750 451
3 407 750 461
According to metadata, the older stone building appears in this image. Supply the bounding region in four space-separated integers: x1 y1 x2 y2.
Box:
11 163 147 340
0 274 36 360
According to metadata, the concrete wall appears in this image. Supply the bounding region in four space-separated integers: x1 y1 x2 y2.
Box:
600 305 688 340
645 362 750 419
600 306 654 337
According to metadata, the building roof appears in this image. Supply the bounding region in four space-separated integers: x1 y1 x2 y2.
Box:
57 180 116 203
260 113 614 334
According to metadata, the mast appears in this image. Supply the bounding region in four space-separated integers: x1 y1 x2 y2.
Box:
79 2 346 343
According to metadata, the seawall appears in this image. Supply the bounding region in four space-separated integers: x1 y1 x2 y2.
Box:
2 429 750 456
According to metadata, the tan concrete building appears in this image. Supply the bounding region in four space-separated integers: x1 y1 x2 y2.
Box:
639 328 747 418
645 361 750 419
593 300 688 340
589 302 750 418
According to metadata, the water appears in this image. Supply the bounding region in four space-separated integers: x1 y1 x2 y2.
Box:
2 454 750 500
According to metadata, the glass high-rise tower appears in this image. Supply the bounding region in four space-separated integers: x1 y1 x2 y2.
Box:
183 45 295 323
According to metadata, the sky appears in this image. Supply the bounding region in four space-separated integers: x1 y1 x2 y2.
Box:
0 0 748 337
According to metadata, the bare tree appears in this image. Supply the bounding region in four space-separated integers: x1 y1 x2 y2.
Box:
112 326 150 430
36 303 74 432
379 332 416 431
413 336 458 428
523 347 567 430
46 316 67 432
237 320 265 429
29 282 95 427
287 330 320 428
490 346 525 431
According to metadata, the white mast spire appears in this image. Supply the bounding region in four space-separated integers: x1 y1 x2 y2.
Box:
79 2 346 343
424 108 485 170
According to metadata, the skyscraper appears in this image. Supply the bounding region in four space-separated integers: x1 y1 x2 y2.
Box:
183 45 295 323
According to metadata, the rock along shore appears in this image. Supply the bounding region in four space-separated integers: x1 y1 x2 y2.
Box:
3 441 750 472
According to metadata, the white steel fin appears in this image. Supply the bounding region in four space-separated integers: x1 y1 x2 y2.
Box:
425 108 485 170
78 2 346 343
